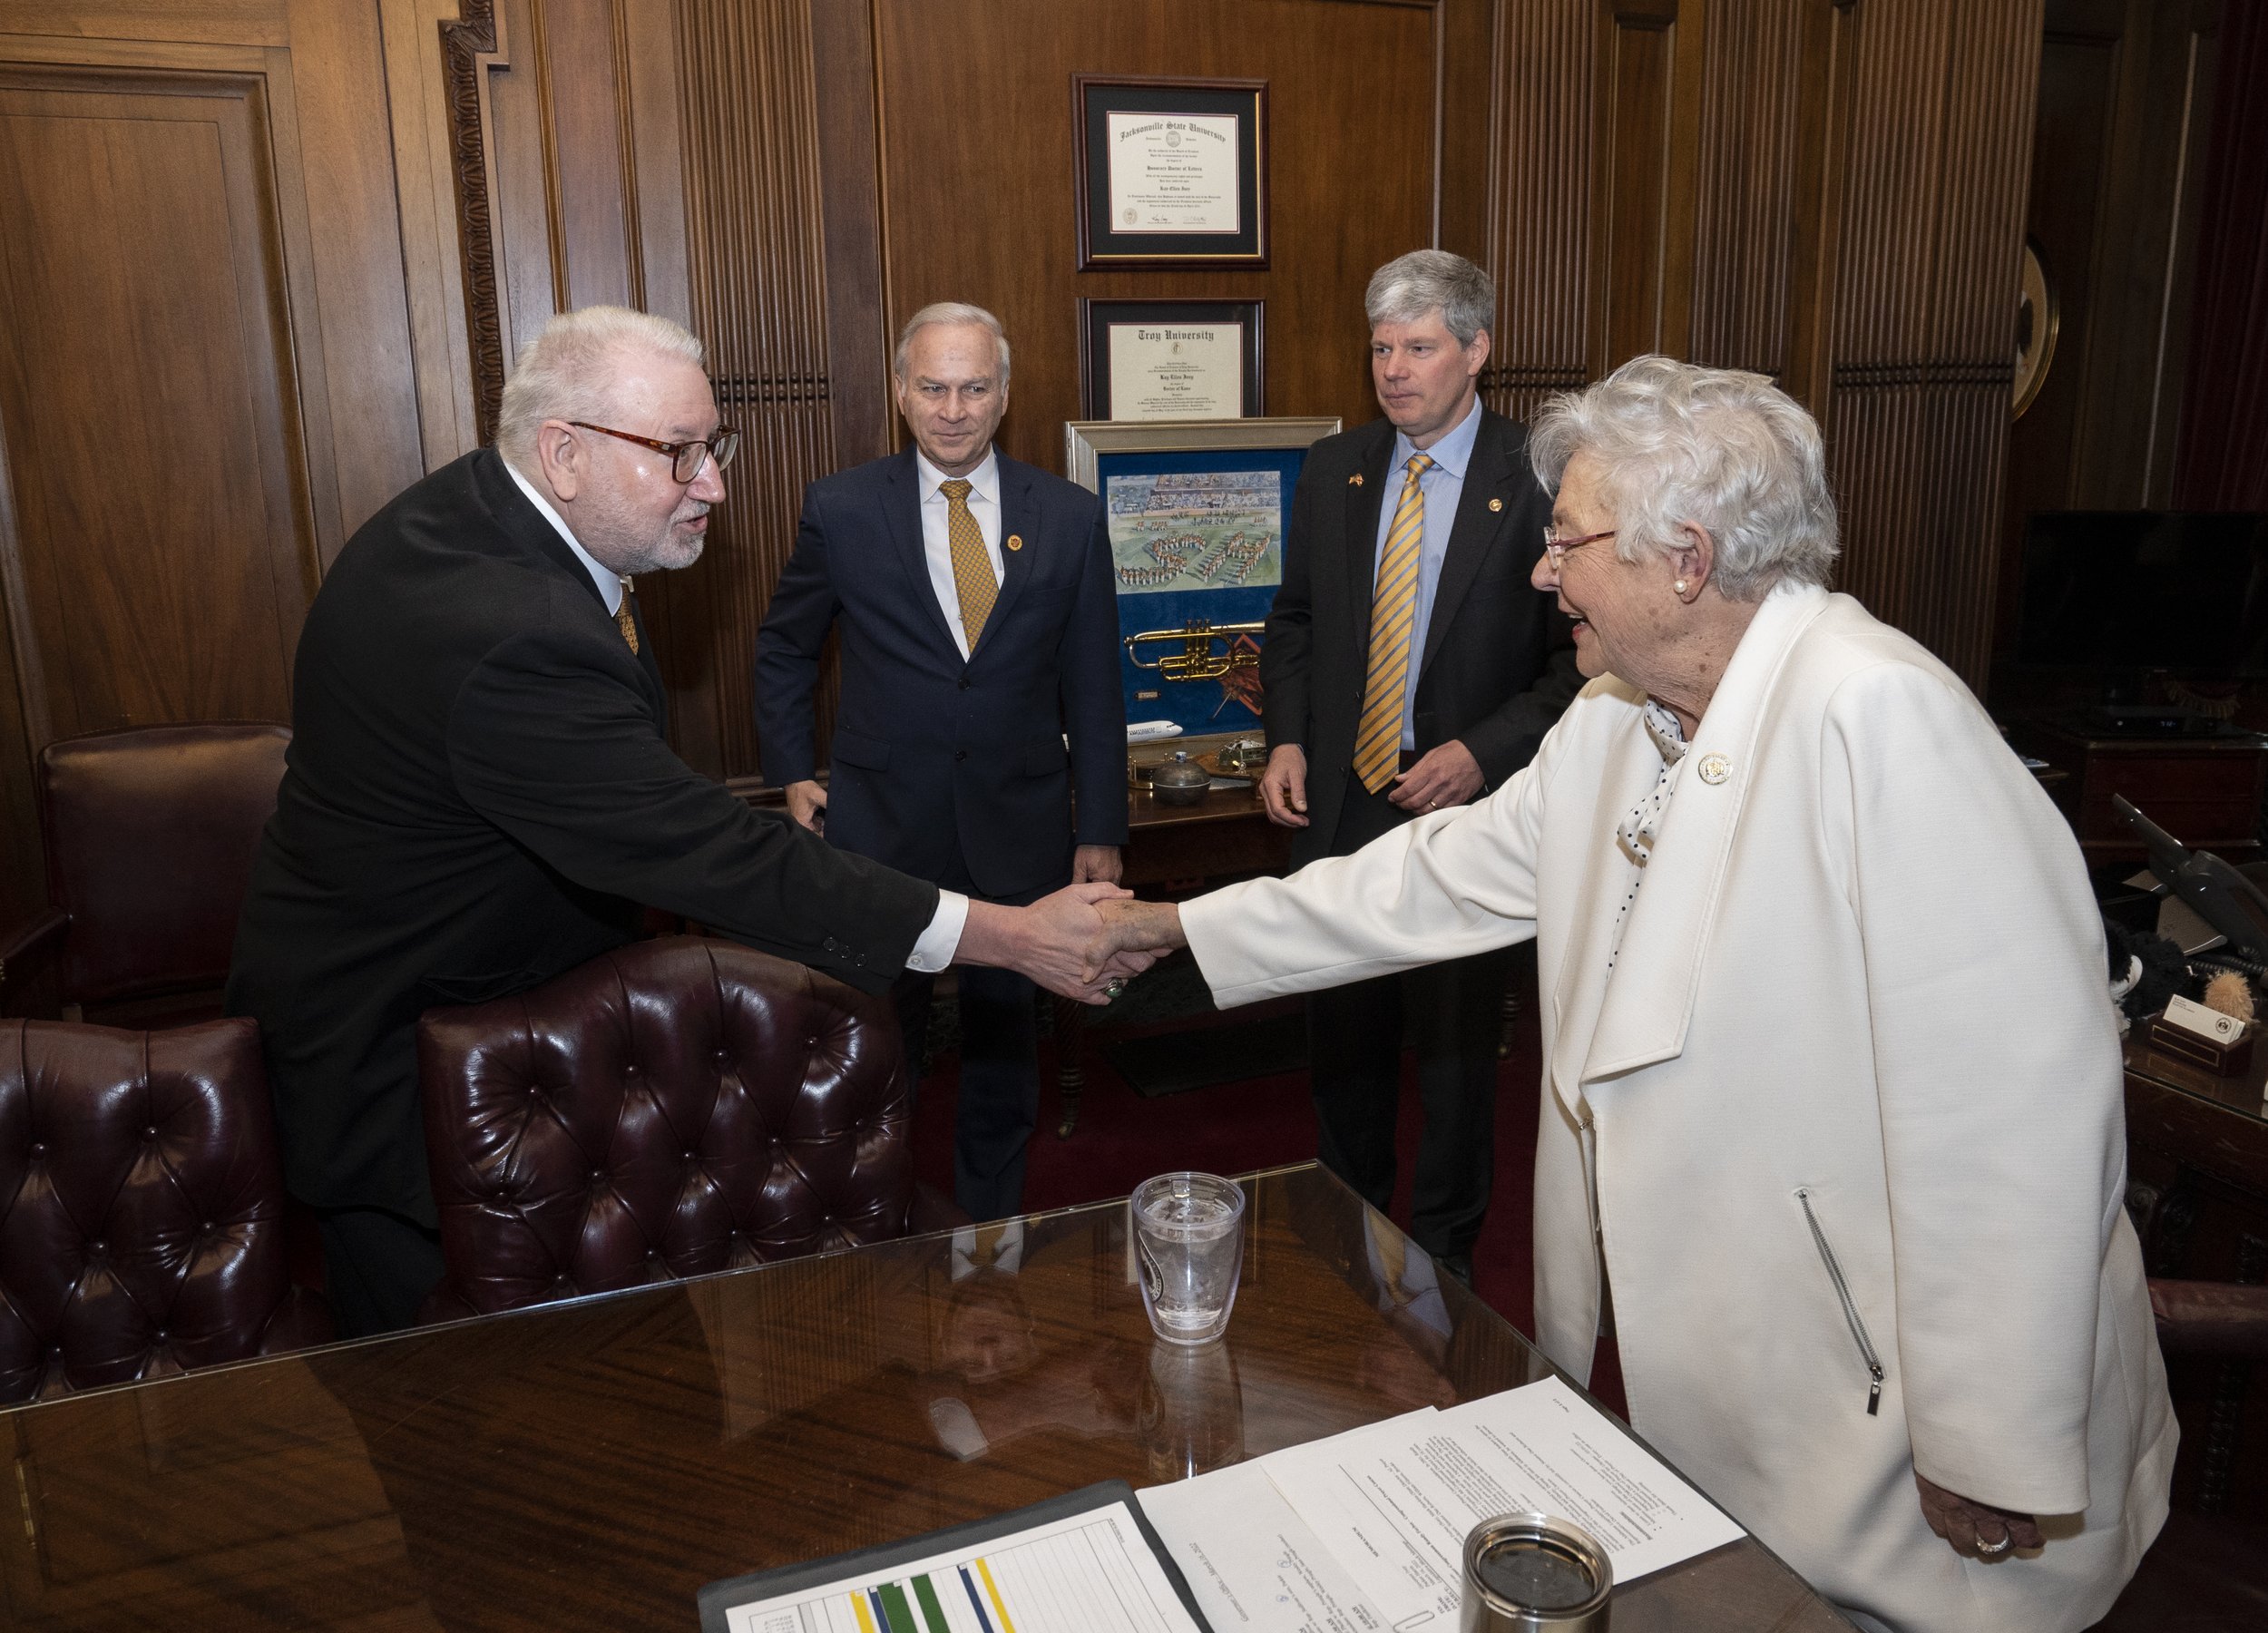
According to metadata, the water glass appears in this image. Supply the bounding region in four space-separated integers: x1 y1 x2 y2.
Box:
1131 1171 1246 1345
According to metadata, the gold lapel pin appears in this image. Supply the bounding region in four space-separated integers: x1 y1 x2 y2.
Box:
1349 474 1364 487
1698 753 1731 785
1006 534 1024 552
1489 497 1504 513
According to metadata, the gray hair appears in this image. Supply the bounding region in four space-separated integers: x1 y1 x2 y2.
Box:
1364 250 1495 347
495 306 706 465
1528 356 1839 601
894 301 1012 386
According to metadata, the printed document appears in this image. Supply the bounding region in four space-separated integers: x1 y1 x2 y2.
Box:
1141 1380 1744 1632
717 1501 1202 1633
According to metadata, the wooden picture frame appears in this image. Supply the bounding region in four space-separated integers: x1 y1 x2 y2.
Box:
1072 75 1268 270
1079 298 1265 420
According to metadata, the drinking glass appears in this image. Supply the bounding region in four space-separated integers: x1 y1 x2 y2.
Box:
1130 1171 1246 1345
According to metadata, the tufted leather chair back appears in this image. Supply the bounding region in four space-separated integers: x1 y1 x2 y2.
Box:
40 722 290 1007
0 1017 332 1403
417 936 913 1320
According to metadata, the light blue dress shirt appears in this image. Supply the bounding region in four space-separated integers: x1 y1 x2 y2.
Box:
1370 396 1483 749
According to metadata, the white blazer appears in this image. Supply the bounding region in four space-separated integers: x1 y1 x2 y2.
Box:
1185 583 2174 1633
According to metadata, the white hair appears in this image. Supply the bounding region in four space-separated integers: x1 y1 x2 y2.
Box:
894 301 1012 385
1364 250 1494 347
495 306 707 465
1528 356 1839 601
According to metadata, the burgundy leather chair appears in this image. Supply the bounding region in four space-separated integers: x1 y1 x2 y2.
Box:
0 1016 332 1403
0 722 290 1025
417 936 958 1322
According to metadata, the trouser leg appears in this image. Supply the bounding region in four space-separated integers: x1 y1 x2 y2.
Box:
892 969 938 1114
952 963 1041 1221
1306 972 1405 1214
1403 946 1513 1260
315 1204 446 1337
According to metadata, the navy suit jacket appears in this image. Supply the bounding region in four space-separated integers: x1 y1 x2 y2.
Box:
1260 408 1580 868
755 446 1129 902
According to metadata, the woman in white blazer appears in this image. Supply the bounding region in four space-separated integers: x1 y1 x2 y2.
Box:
1098 357 2175 1633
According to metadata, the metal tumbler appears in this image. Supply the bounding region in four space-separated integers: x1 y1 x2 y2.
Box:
1459 1511 1613 1633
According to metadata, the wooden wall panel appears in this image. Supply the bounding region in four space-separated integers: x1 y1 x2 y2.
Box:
1685 0 1806 376
0 5 428 928
868 0 1439 473
1473 0 2038 689
0 72 307 739
1826 0 2041 687
664 0 841 780
1481 0 1597 425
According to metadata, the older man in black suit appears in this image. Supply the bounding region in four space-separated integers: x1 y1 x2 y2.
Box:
228 307 1139 1335
1257 250 1579 1284
755 303 1125 1220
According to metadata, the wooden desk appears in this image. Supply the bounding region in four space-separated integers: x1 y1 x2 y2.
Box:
0 1165 1851 1630
1121 779 1287 887
2009 716 2268 867
2123 1033 2268 1513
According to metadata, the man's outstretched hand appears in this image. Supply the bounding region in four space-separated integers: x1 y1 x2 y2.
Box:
956 882 1162 1003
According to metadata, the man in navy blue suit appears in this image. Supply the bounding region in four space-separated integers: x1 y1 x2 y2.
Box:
756 303 1127 1219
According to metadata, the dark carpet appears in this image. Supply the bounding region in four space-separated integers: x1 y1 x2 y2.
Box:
1100 1010 1307 1097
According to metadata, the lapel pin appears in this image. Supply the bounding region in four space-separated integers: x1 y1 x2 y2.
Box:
1489 497 1504 513
1698 753 1731 785
1349 474 1364 487
1006 534 1024 552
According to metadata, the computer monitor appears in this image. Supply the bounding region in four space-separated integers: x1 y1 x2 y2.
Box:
2014 512 2268 680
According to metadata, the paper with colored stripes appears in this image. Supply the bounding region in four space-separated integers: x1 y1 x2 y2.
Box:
715 1501 1204 1633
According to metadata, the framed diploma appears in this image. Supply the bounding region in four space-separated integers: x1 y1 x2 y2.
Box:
1072 75 1268 269
1064 416 1340 733
1080 299 1264 420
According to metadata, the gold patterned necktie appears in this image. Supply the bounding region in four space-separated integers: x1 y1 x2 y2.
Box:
1352 454 1433 794
615 578 640 655
939 477 998 650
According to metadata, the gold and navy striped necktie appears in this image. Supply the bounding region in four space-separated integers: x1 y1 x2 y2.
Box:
1351 454 1433 794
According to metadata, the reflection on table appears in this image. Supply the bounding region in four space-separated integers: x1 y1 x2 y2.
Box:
0 1163 1850 1630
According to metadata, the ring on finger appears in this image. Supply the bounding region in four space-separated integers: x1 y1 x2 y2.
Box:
1976 1531 2012 1557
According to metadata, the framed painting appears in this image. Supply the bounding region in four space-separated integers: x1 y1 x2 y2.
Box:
1065 416 1340 735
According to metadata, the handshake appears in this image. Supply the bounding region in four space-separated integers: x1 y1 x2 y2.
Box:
959 885 1190 1004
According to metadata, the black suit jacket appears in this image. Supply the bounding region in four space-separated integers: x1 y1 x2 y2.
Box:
226 449 938 1223
1260 407 1579 867
753 447 1127 902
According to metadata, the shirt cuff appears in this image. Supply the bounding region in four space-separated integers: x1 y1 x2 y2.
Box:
906 890 969 972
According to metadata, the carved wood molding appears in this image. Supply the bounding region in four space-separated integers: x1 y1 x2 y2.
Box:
441 0 506 445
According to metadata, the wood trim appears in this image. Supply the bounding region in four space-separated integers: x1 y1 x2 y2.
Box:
809 0 890 468
1783 0 1858 414
381 0 483 468
439 0 509 445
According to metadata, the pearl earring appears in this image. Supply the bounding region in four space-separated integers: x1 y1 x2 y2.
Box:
1675 579 1688 595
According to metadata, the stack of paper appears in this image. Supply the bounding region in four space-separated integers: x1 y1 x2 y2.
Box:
1139 1377 1745 1632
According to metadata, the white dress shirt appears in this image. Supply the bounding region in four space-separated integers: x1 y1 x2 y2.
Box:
504 459 624 613
915 447 1004 660
503 456 969 969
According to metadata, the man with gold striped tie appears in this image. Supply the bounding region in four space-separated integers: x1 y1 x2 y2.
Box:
757 303 1126 1220
1256 251 1579 1285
